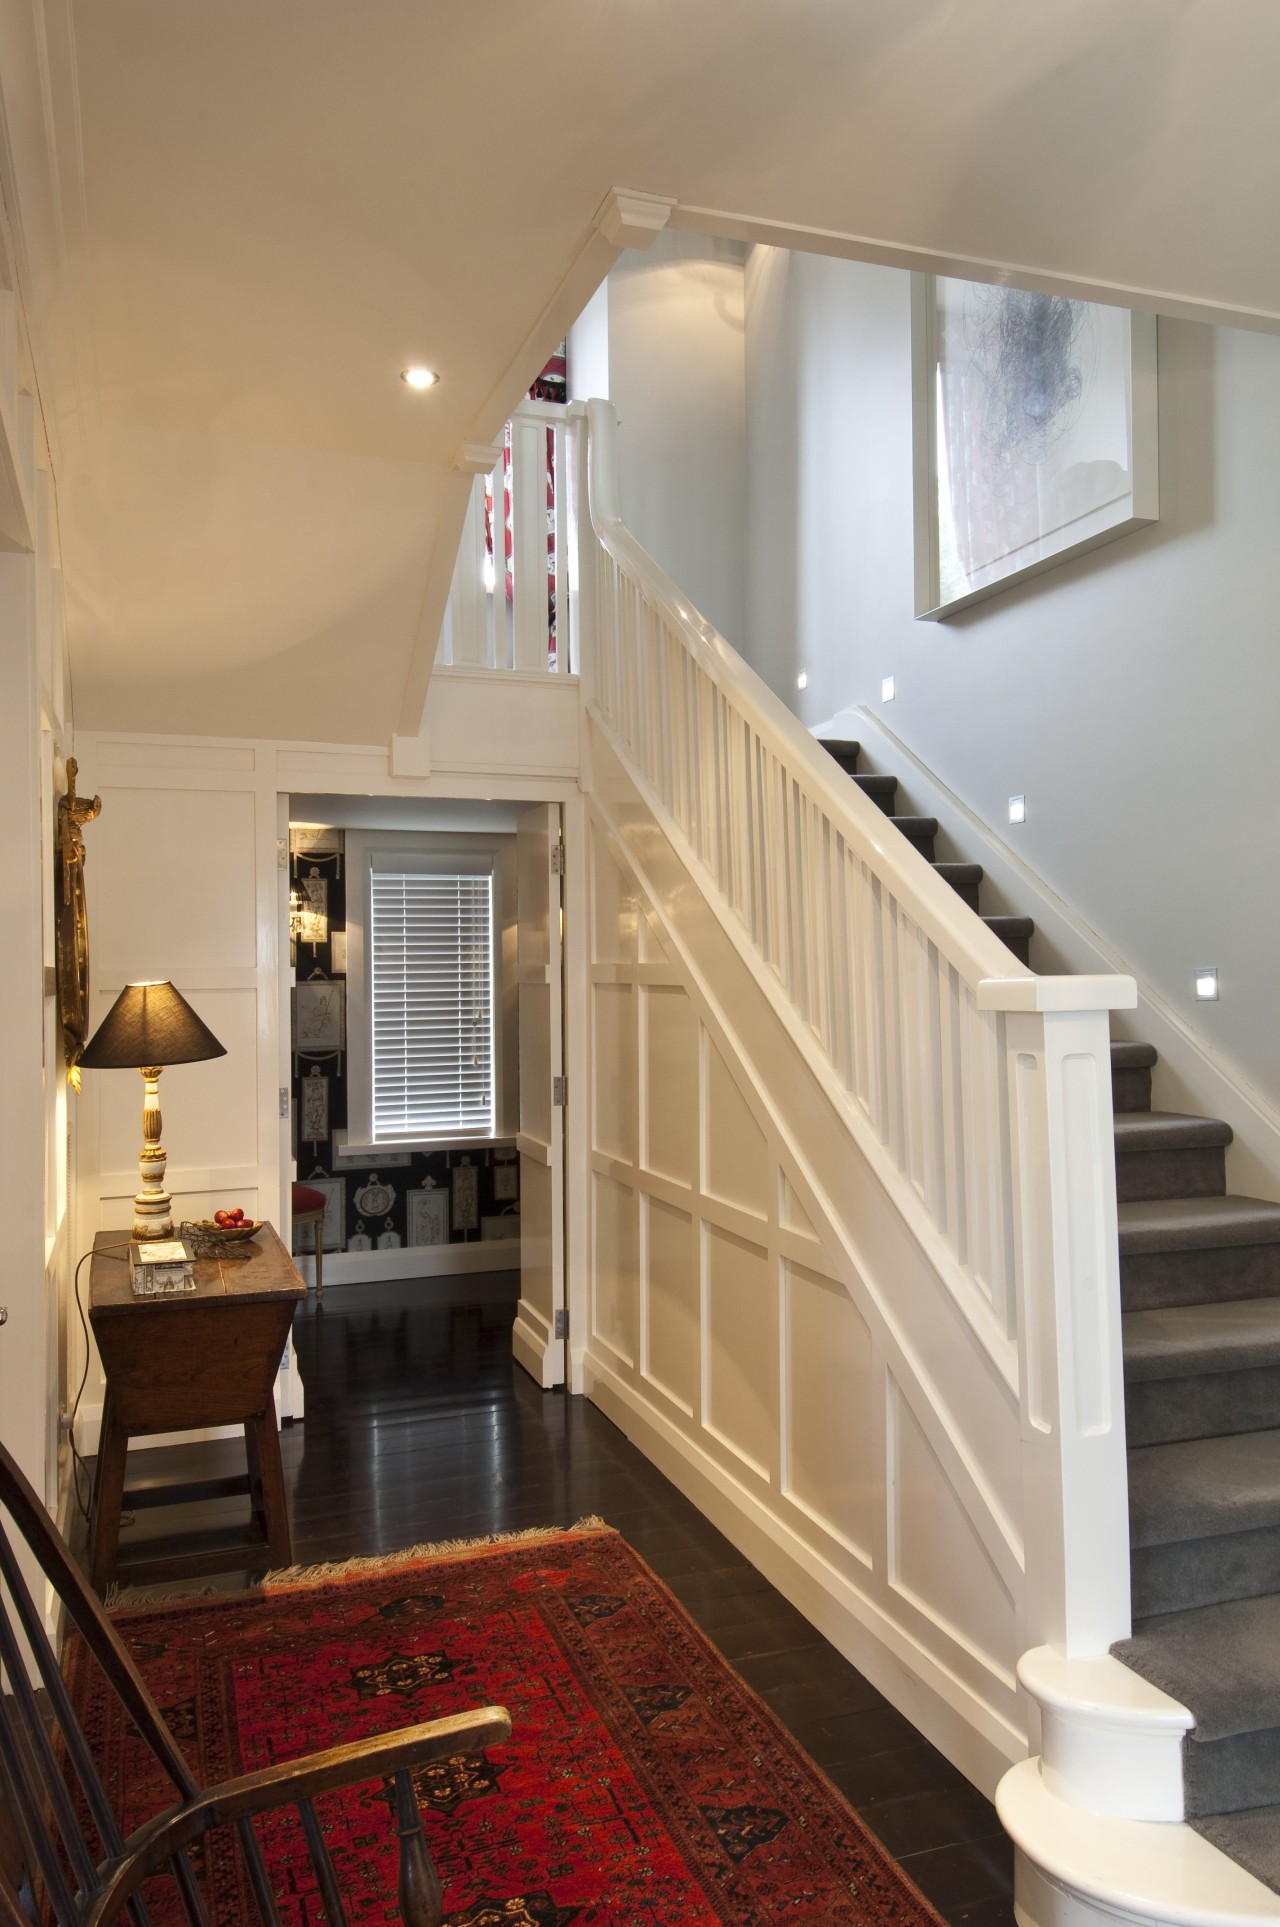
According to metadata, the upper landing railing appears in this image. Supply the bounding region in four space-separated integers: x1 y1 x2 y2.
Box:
436 400 579 676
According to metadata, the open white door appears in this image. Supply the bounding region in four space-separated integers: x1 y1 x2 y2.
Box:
513 802 565 1386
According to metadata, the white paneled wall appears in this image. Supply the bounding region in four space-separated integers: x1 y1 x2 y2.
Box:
583 799 1026 1795
72 736 296 1443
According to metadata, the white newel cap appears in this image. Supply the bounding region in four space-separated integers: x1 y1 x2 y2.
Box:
977 974 1138 1014
593 188 677 249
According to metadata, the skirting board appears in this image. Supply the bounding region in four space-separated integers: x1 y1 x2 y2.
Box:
584 1352 1018 1801
296 1239 520 1285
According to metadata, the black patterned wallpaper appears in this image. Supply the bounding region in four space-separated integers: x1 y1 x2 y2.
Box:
289 832 520 1254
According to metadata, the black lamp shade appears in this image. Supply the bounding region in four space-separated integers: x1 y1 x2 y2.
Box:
79 981 227 1069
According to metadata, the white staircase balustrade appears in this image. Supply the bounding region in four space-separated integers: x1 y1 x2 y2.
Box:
578 395 1136 1667
437 399 578 675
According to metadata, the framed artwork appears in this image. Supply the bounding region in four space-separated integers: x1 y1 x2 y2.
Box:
912 275 1158 619
353 1174 397 1218
299 1067 329 1146
296 870 329 948
291 825 344 863
407 1186 449 1246
330 930 348 974
451 1158 479 1232
294 1177 345 1253
493 1162 519 1202
294 978 345 1055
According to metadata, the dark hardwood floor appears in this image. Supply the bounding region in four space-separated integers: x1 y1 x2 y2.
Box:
102 1275 1016 1927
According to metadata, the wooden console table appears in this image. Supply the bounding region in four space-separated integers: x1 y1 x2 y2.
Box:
88 1223 306 1593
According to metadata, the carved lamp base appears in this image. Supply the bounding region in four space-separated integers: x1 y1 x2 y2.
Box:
133 1068 174 1241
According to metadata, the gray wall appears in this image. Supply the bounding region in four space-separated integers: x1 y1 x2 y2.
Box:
600 229 748 649
740 247 1280 1111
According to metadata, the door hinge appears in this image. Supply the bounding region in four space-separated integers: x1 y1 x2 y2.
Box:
277 837 288 869
550 841 565 877
552 1075 567 1107
553 1308 568 1340
279 1087 290 1117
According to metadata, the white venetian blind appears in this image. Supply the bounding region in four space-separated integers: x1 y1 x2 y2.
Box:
369 869 494 1137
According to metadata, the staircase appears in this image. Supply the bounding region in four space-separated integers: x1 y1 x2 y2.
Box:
820 735 1280 1902
1114 1051 1280 1895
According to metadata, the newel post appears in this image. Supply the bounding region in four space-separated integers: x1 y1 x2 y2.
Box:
979 973 1137 1659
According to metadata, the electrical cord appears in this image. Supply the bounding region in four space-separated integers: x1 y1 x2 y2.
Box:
68 1241 130 1522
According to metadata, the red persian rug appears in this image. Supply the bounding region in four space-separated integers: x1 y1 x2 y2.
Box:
66 1523 944 1927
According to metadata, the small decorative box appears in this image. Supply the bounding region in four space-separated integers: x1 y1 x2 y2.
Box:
129 1238 197 1297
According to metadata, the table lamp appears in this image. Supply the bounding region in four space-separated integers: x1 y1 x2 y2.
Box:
79 980 226 1239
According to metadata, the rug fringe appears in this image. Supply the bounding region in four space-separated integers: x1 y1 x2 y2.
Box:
261 1517 613 1590
106 1579 230 1608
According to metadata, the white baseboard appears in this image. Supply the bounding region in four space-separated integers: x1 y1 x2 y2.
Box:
835 705 1280 1204
299 1239 521 1286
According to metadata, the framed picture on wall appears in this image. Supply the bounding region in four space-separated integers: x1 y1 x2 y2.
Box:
493 1162 518 1202
407 1186 449 1246
299 1067 329 1146
451 1158 479 1232
294 979 345 1055
290 825 344 863
911 275 1158 619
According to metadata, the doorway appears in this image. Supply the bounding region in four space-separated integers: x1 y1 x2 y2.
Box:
280 793 567 1390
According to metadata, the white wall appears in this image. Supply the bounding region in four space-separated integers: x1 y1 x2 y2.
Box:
741 247 1280 1120
601 230 748 650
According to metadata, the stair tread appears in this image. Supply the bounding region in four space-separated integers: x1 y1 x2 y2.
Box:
1191 1806 1280 1898
1116 1588 1280 1741
1112 1040 1159 1071
1113 1110 1233 1154
888 815 937 834
1118 1195 1280 1255
1129 1430 1280 1548
853 773 897 794
817 738 860 769
982 915 1034 935
1125 1299 1280 1381
932 862 983 882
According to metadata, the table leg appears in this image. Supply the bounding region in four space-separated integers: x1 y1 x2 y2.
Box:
247 1409 292 1570
313 1218 323 1300
90 1413 130 1595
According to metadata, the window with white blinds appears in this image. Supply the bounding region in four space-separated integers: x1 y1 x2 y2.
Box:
369 869 495 1137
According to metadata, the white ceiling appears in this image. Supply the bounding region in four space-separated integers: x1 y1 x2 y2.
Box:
6 0 1279 743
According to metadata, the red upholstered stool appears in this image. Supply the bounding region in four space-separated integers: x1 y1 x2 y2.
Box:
291 1182 327 1299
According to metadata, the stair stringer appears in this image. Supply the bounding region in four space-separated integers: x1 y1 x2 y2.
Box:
583 739 1030 1797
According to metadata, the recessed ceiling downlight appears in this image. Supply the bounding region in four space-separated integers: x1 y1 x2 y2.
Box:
401 366 438 390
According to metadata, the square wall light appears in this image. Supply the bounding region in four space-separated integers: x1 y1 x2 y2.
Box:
1195 968 1219 1002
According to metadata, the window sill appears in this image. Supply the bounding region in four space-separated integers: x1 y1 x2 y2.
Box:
335 1129 516 1160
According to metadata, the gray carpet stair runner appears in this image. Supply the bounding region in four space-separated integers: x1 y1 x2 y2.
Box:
817 741 1033 964
820 737 1280 1896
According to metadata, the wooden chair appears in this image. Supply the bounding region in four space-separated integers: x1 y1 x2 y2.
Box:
290 1183 327 1300
0 1439 510 1927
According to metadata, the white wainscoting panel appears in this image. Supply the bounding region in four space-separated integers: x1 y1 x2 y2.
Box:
642 1196 697 1415
583 799 1030 1795
592 1170 639 1367
782 1261 875 1567
887 1376 1019 1691
702 1223 774 1483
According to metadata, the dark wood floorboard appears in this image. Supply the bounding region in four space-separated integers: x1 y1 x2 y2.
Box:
98 1275 1015 1926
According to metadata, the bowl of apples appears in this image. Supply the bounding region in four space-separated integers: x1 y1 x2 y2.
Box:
197 1208 263 1242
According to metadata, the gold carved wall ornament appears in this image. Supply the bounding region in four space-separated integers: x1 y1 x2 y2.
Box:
55 757 102 1089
